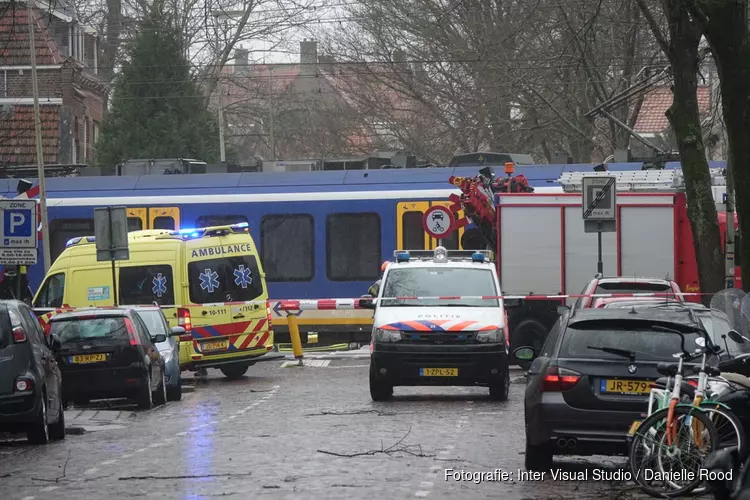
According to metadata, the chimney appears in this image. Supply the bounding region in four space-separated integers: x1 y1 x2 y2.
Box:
300 39 318 75
318 55 334 74
234 48 249 76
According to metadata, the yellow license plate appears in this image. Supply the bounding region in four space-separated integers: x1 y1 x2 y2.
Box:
602 379 651 394
201 340 229 353
420 368 458 377
71 354 106 364
627 420 642 437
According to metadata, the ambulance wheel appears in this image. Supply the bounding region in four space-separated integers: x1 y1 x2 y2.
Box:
369 368 393 401
220 364 249 380
512 319 547 370
489 369 510 401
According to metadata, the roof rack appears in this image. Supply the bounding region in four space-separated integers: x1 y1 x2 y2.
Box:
557 168 726 193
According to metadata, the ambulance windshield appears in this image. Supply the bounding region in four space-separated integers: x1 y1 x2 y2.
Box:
380 268 498 307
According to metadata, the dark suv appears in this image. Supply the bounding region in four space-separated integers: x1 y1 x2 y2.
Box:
0 300 65 444
50 308 167 409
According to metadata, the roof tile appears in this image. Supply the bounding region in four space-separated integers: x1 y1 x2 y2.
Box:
0 3 65 66
634 86 711 134
0 105 60 165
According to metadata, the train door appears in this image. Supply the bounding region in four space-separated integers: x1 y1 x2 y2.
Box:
396 202 429 250
126 207 181 231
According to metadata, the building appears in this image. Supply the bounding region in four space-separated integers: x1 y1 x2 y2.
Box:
0 0 108 166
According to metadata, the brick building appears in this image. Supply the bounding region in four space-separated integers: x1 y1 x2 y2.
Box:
0 0 108 166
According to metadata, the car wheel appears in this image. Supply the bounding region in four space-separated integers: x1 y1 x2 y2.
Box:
369 366 393 401
153 371 167 406
27 394 50 445
167 376 182 402
137 373 153 409
220 364 249 380
512 319 548 370
48 403 66 440
525 441 553 471
489 369 510 401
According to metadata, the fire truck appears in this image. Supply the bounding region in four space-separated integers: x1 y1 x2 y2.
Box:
449 167 739 353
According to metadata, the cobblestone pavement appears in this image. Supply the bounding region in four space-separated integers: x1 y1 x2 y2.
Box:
0 357 703 500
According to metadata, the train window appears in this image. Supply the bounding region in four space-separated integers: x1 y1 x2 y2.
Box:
49 218 95 263
196 215 249 227
402 212 425 249
119 265 175 306
261 215 314 281
153 216 175 230
327 213 381 281
128 218 143 231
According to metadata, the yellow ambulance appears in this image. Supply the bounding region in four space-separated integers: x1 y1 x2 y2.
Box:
32 223 274 379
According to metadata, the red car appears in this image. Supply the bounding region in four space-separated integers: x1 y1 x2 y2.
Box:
574 276 684 310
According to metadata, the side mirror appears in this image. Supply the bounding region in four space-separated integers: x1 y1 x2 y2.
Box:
171 326 186 337
151 334 167 343
513 346 536 362
557 305 570 315
359 294 376 310
728 330 746 344
48 333 62 353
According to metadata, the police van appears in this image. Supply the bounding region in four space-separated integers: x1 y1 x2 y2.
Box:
32 223 274 379
362 247 510 401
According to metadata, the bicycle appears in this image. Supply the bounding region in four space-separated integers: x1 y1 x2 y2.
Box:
628 330 723 497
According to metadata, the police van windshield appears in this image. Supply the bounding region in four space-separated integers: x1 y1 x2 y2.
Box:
380 268 498 307
188 256 264 304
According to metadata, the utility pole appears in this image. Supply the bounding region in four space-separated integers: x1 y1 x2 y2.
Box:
268 68 275 160
28 2 51 272
725 156 736 289
217 73 226 163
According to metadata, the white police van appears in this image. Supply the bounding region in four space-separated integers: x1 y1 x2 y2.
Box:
361 247 510 401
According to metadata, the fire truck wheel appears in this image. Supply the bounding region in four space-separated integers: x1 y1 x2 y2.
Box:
512 318 548 370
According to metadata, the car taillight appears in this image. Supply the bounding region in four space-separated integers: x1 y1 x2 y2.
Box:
12 326 26 343
177 308 193 341
266 301 273 329
15 378 32 392
542 366 581 392
124 318 140 346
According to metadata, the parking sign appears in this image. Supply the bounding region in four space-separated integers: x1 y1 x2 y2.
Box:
0 199 38 265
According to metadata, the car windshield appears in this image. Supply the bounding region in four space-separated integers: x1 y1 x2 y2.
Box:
50 317 129 343
380 267 498 307
560 321 705 361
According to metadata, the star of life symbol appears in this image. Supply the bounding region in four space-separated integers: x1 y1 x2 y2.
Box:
199 269 220 293
152 273 167 297
233 265 252 289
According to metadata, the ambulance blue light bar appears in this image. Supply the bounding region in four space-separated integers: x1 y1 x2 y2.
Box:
65 236 96 247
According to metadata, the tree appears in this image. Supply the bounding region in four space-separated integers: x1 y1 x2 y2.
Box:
635 0 724 297
94 6 221 167
689 0 750 290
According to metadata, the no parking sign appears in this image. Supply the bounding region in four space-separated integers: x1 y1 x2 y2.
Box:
422 206 456 240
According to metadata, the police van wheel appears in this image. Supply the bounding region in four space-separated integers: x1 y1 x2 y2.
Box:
220 364 249 380
489 371 510 401
369 369 393 401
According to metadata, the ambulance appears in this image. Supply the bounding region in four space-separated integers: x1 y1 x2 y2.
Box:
32 223 274 379
363 247 511 401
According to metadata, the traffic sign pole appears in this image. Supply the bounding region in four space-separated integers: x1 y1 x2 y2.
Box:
582 176 617 275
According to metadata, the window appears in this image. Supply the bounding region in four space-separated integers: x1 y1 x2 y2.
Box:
33 273 65 308
196 215 249 228
541 318 563 358
128 217 143 231
119 265 175 306
131 313 153 346
50 317 129 342
83 117 88 161
381 268 498 307
188 255 264 304
327 213 381 281
93 122 100 144
49 218 94 263
261 215 313 281
153 216 175 230
20 306 44 346
135 309 169 336
402 212 425 249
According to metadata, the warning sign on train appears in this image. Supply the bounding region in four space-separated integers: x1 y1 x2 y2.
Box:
582 176 616 220
423 206 456 239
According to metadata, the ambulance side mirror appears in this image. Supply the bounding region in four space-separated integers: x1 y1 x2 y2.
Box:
359 294 376 309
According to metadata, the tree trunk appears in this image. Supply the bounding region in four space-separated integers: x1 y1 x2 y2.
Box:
100 0 121 83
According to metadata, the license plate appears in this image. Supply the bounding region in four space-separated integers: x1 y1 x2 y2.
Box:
70 353 107 364
601 379 651 394
201 340 229 353
420 368 458 377
627 420 642 437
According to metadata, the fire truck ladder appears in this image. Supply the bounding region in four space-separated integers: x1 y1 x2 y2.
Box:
557 168 727 195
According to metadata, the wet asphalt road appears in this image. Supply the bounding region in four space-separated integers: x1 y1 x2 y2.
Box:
0 355 670 500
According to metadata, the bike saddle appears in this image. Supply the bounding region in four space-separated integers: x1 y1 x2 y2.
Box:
721 372 750 389
656 362 679 376
654 377 696 398
690 364 722 377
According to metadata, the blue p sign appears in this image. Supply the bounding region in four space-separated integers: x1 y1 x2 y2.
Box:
4 210 32 237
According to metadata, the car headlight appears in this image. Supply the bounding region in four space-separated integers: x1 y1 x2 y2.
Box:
476 329 504 344
372 328 401 343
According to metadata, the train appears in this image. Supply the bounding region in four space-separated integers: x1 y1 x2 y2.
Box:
2 159 729 346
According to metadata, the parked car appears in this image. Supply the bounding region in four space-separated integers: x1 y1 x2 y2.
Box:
0 300 65 443
49 308 168 409
130 306 184 401
514 307 710 471
573 276 684 309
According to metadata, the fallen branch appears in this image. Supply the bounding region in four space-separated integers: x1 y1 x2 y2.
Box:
317 428 433 458
119 472 252 481
306 409 396 417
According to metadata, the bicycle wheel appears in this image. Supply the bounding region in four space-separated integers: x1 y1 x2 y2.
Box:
690 404 745 496
629 405 719 498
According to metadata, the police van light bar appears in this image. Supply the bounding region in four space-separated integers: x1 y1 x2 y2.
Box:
396 251 410 263
472 252 485 262
393 249 492 262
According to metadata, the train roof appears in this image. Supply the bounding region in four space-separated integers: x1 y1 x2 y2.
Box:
0 161 727 199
